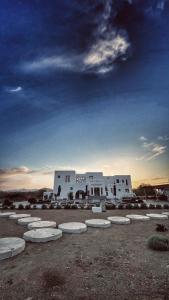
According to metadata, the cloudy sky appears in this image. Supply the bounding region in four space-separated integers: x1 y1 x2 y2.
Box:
0 0 169 190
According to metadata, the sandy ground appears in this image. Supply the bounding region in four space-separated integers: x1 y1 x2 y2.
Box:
0 209 169 300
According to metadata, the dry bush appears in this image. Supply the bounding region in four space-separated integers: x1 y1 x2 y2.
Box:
147 235 169 251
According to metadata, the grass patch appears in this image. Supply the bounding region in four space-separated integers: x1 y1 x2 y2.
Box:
147 235 169 251
42 269 65 289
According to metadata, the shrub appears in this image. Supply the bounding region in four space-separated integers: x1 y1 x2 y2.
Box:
18 204 24 210
149 204 155 209
118 204 124 209
156 224 168 232
25 204 30 209
133 204 139 209
163 204 169 209
33 205 37 209
10 204 16 209
42 269 65 289
64 204 71 209
156 204 162 209
56 204 61 209
106 204 116 210
3 199 13 207
140 203 148 209
147 235 169 251
49 204 54 209
71 204 78 209
42 204 47 209
126 203 133 209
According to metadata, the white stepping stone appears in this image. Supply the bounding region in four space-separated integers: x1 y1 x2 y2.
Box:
23 228 62 243
58 222 87 233
18 217 41 225
162 212 169 216
85 219 111 228
0 212 16 218
9 214 31 220
126 214 150 221
146 213 168 220
28 221 56 230
107 216 130 225
0 237 25 260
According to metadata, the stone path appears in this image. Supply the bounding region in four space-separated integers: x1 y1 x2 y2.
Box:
28 220 56 230
23 228 62 243
146 213 168 220
0 212 16 218
58 222 87 233
18 217 41 225
0 237 25 260
9 214 31 220
85 219 111 228
126 214 150 221
107 216 130 224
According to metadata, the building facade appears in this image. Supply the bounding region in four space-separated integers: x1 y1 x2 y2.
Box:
46 170 134 201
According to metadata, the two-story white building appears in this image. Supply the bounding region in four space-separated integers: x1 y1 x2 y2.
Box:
44 170 134 201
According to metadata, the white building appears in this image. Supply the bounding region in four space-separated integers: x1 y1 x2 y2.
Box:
44 170 134 202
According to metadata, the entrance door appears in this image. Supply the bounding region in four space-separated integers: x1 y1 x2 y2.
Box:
94 187 100 197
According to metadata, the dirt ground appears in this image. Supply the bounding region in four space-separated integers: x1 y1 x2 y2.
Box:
0 209 169 300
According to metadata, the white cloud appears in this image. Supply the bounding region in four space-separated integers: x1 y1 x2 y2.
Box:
136 140 167 161
8 86 22 93
157 135 169 141
139 136 148 141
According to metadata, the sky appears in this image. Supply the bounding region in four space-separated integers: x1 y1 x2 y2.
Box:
0 0 169 190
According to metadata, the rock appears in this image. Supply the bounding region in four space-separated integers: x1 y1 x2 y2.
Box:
0 212 16 218
18 217 41 225
0 237 25 260
126 214 150 221
58 222 87 233
85 219 111 228
9 214 31 220
28 221 56 230
146 213 168 220
107 216 130 224
23 228 62 243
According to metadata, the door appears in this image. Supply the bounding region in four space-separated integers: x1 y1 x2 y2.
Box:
94 187 100 197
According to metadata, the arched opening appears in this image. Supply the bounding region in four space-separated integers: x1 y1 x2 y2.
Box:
75 190 85 199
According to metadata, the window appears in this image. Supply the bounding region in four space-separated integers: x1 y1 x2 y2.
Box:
70 187 73 190
65 175 70 183
122 179 124 183
125 189 129 193
116 179 119 183
126 179 128 185
101 187 103 195
106 192 108 196
58 175 60 178
118 189 121 192
89 176 93 180
91 187 93 195
105 186 108 192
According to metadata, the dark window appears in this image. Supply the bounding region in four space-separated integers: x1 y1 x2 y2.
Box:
89 176 93 180
122 179 124 183
65 175 70 183
126 179 128 185
106 192 108 196
125 189 129 192
105 186 108 192
116 179 119 183
91 187 93 195
101 187 103 195
70 187 73 190
118 189 121 192
58 175 60 178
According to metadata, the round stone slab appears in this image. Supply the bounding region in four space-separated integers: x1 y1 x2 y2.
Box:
9 214 31 220
162 212 169 216
18 217 41 225
58 222 87 233
0 237 25 260
28 221 56 230
146 213 168 220
85 219 111 228
0 212 16 218
107 216 130 225
126 214 150 221
23 228 62 243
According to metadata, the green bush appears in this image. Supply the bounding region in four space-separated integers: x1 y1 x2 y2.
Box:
156 204 162 209
126 203 133 209
18 204 24 210
140 203 148 209
118 204 124 209
42 204 47 209
149 204 155 209
147 235 169 251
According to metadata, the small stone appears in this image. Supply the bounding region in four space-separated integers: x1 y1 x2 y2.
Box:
9 214 31 220
28 221 56 230
126 214 150 221
0 237 25 260
85 219 111 228
58 222 87 233
18 217 41 225
0 212 16 218
146 213 168 220
107 216 130 225
23 228 62 243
